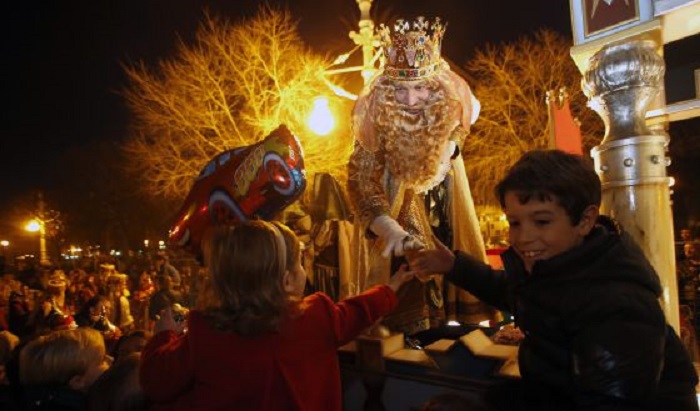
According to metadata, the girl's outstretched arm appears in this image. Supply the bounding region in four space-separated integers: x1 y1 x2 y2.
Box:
320 265 413 345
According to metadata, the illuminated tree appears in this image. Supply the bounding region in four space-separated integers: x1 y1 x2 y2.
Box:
463 29 604 205
123 7 353 200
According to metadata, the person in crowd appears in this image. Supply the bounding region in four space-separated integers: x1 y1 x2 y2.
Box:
154 254 181 291
677 242 700 313
147 274 182 330
8 290 32 339
39 271 70 313
19 328 111 410
112 330 150 363
678 241 700 339
347 16 493 334
132 272 155 331
0 275 14 331
87 352 145 411
140 220 414 411
411 150 699 410
676 228 694 262
107 272 135 333
681 228 693 243
75 295 122 349
97 264 119 296
69 274 98 312
29 272 77 336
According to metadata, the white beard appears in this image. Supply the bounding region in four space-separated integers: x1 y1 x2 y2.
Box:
375 98 459 193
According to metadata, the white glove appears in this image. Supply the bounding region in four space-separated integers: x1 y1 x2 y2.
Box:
370 215 424 258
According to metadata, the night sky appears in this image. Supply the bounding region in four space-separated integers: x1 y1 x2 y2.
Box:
0 0 572 209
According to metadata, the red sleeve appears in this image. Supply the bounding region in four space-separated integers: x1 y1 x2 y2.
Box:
139 329 194 402
318 285 397 346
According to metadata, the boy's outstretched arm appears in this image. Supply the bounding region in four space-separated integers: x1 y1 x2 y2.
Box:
412 238 510 312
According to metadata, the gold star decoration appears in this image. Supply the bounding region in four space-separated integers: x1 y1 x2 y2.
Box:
591 0 631 19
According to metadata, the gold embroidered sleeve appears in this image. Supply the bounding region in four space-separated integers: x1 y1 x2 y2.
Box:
347 141 389 230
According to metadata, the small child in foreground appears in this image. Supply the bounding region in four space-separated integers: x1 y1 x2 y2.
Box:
20 328 111 410
140 220 413 411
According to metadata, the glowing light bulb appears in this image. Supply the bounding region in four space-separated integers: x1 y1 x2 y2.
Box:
307 97 335 136
25 220 41 232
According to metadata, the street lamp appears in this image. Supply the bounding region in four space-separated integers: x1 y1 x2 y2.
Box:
309 0 379 140
307 96 335 136
25 218 49 265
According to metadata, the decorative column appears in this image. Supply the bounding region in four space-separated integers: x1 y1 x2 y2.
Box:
350 0 377 85
583 39 679 330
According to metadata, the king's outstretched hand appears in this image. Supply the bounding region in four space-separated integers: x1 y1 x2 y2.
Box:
370 215 425 258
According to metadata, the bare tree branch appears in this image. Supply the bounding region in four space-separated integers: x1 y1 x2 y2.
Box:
464 29 604 206
122 7 354 200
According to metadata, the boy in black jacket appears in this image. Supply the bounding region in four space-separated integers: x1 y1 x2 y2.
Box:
412 150 698 410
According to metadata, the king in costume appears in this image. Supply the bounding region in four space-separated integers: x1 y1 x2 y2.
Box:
346 17 498 334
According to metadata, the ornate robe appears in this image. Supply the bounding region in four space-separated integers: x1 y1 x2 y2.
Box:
347 123 497 334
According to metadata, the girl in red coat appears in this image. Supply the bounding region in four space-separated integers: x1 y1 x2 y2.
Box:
140 220 413 411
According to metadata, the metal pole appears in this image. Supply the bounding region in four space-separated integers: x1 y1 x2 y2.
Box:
38 192 49 266
583 39 679 331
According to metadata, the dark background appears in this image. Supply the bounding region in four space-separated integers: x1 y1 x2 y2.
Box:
1 0 697 241
0 0 572 206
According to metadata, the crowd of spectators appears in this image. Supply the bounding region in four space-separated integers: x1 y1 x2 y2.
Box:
0 252 202 410
676 227 700 360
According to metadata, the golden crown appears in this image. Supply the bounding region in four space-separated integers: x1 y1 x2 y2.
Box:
379 17 446 80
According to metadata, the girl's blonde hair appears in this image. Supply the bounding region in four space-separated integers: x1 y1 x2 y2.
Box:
203 220 300 335
19 328 105 386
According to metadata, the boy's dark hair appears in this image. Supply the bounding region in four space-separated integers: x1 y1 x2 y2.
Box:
496 150 601 224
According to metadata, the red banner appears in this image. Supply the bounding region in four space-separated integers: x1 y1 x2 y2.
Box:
548 90 583 155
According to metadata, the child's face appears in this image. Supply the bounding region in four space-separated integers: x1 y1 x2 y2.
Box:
504 191 596 273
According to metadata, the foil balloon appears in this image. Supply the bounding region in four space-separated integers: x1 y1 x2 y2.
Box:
169 124 307 257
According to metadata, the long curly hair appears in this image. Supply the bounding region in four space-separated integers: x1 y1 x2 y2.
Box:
202 220 300 335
